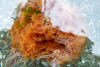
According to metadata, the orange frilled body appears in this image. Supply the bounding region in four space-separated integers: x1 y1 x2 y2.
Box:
10 0 87 64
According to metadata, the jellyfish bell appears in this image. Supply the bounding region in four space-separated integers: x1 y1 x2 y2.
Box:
10 0 88 66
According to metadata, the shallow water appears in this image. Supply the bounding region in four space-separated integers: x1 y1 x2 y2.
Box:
0 0 100 63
